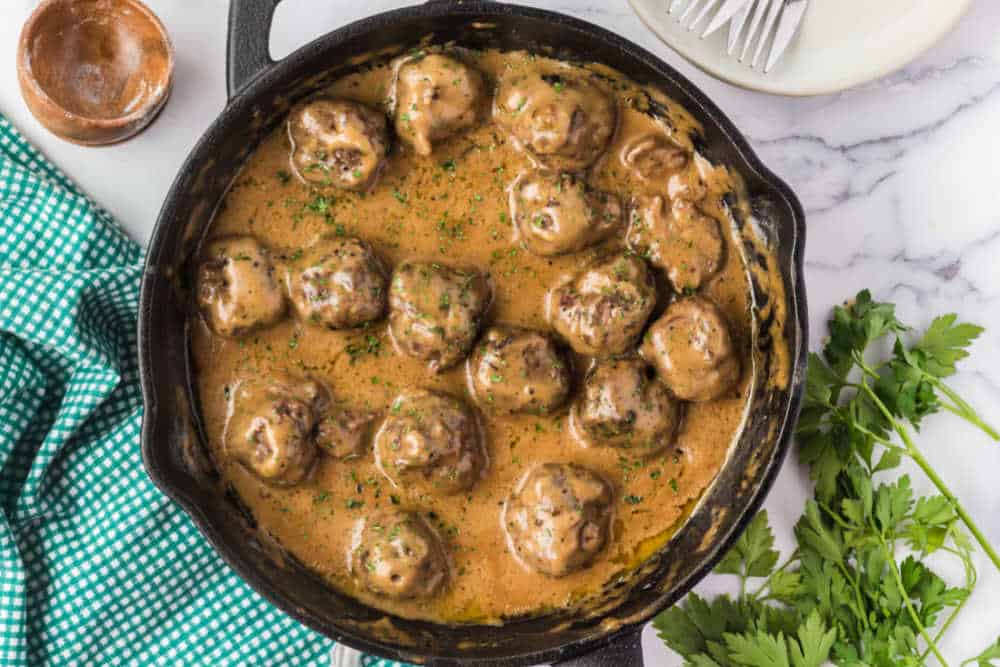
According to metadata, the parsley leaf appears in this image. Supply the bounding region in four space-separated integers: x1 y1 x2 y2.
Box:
789 612 836 667
653 600 710 658
715 510 779 579
724 630 790 667
912 314 983 378
823 289 905 377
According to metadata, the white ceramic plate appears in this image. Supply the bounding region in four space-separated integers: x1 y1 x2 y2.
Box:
628 0 974 96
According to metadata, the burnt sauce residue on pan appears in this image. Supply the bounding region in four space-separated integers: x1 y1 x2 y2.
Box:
189 48 775 624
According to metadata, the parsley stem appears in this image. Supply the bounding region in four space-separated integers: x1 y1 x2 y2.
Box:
814 502 873 634
857 381 1000 573
875 527 950 667
753 552 798 602
939 401 1000 439
922 586 971 663
905 439 1000 571
921 545 976 663
928 375 1000 440
816 500 853 530
850 420 896 447
854 354 999 441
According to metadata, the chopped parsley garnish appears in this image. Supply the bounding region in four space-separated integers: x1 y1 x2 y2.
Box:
306 194 332 214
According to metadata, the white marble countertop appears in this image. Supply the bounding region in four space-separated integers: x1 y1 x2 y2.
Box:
3 1 998 664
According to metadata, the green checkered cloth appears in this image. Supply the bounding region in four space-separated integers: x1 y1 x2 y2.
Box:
0 113 407 666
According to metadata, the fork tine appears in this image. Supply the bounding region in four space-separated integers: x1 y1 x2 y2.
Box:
764 0 808 72
739 0 772 62
702 0 752 39
688 0 723 31
678 0 707 25
751 0 784 68
727 0 754 53
667 0 688 15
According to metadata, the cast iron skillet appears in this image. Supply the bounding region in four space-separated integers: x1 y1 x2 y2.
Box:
138 1 808 664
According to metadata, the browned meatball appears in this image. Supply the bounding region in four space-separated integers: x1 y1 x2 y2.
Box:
619 132 705 200
546 253 657 357
627 196 723 293
315 406 377 460
374 390 485 495
503 463 613 577
620 133 687 185
640 297 741 401
571 358 680 455
467 326 572 416
287 98 389 191
283 237 387 329
388 262 490 372
224 375 326 485
393 53 485 156
350 509 449 600
196 236 285 338
509 169 621 257
494 68 616 171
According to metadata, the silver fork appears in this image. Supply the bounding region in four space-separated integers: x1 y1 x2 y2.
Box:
667 0 810 73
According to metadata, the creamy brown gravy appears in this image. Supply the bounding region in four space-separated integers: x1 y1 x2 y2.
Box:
191 49 753 623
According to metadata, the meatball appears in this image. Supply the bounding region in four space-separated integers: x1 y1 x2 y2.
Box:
494 68 616 171
287 98 389 191
503 463 613 577
283 237 387 329
350 509 449 600
620 133 687 185
571 358 680 455
467 326 572 416
393 53 485 156
388 262 490 372
627 196 723 292
196 236 285 338
374 390 485 495
315 406 377 460
546 253 657 357
619 132 704 200
509 169 621 257
640 297 741 401
224 375 326 485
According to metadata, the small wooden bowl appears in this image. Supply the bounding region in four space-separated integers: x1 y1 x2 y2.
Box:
17 0 174 146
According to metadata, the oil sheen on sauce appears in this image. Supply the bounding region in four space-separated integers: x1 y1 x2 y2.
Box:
190 50 753 624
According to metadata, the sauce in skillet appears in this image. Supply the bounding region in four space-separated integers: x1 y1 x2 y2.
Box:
190 49 754 624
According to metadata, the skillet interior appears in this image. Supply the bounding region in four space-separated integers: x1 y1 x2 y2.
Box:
138 3 807 664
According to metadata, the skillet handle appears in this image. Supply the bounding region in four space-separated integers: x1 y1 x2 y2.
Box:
227 0 281 100
552 627 645 667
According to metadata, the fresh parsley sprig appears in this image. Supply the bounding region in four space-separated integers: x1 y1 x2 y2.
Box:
801 290 999 568
655 290 999 667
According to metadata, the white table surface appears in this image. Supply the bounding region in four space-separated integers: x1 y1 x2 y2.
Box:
4 1 1000 664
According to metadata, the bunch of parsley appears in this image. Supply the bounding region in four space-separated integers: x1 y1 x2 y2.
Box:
655 290 999 666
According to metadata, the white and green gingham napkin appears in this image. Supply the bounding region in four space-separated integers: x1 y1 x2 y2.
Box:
0 113 410 666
